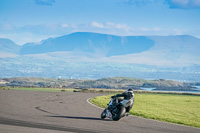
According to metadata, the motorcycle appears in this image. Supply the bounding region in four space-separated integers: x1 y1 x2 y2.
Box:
100 97 133 121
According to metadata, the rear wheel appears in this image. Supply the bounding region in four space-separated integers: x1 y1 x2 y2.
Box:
112 107 126 121
101 109 106 119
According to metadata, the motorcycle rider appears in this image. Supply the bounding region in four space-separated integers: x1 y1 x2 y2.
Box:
111 88 134 116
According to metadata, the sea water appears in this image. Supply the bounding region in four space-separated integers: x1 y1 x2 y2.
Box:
140 86 200 93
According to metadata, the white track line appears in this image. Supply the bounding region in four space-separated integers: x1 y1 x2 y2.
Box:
86 97 105 110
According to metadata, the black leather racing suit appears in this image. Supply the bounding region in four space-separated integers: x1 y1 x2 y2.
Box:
113 92 134 113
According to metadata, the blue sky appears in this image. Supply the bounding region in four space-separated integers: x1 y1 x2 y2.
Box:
0 0 200 45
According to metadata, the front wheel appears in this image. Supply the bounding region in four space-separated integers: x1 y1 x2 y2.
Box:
101 109 106 119
112 107 126 121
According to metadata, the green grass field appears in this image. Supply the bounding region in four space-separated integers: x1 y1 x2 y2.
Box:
90 93 200 128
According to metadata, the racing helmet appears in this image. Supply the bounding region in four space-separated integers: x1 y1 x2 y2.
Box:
126 88 133 94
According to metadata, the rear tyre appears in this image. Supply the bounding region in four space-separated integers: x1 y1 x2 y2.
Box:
112 107 126 121
101 109 106 119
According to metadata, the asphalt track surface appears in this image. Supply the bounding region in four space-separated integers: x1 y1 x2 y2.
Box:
0 90 199 133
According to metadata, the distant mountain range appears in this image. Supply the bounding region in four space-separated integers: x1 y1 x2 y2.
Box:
0 32 200 81
1 32 200 66
20 32 154 56
0 38 20 58
0 38 20 53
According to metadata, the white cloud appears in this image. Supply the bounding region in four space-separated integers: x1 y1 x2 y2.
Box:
154 27 161 31
140 27 162 32
91 22 131 32
140 27 149 31
2 24 13 30
91 22 105 28
133 27 188 37
0 23 15 31
61 24 69 28
0 23 74 45
105 22 131 31
166 0 200 9
173 28 182 35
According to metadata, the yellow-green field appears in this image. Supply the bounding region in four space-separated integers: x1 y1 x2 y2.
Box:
90 93 200 128
0 87 74 92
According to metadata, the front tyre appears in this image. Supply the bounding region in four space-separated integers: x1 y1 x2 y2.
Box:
101 109 106 119
112 107 126 121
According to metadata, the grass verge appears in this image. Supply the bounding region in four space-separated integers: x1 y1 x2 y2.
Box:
90 93 200 128
0 87 74 92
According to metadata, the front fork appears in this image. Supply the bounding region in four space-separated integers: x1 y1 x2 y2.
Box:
106 109 112 119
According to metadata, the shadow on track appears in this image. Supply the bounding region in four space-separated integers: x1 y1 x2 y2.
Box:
35 106 60 115
48 115 111 121
0 116 103 133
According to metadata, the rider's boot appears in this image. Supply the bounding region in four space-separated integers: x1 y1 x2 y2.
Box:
125 112 129 116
